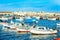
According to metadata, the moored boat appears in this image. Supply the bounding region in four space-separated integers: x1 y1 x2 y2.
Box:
0 22 17 31
16 28 30 32
47 16 56 20
30 26 57 34
0 16 8 21
48 18 56 20
57 22 60 25
16 23 30 32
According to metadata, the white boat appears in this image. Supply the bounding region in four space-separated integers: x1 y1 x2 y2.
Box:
24 16 32 19
0 22 30 32
57 22 60 31
16 28 30 32
16 24 30 32
48 17 56 20
0 17 8 21
36 17 40 20
30 26 57 34
0 22 9 31
48 18 56 20
57 22 60 25
16 18 24 21
0 22 16 31
8 22 30 32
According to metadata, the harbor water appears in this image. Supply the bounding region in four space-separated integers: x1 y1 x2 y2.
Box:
0 31 58 40
0 19 60 40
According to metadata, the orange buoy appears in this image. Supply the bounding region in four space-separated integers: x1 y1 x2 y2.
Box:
54 38 60 40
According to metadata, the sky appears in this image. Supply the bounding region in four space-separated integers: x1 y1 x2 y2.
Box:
0 0 60 12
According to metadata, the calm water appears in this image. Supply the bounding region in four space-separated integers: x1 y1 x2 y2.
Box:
0 19 60 40
0 30 59 40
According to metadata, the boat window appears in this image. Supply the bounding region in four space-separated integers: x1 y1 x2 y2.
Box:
38 28 41 29
33 26 35 28
42 28 44 30
17 24 19 25
38 28 44 30
5 26 7 28
33 24 36 28
21 23 24 26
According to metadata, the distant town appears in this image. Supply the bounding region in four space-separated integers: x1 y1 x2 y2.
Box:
0 11 60 20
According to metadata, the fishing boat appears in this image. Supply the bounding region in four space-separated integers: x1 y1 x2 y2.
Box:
0 22 16 31
0 21 30 32
48 18 56 20
24 16 32 19
0 16 8 21
0 22 9 31
17 28 30 32
57 22 60 32
15 17 24 22
36 16 40 20
57 22 60 25
30 26 57 34
16 23 30 32
47 16 56 20
8 21 30 32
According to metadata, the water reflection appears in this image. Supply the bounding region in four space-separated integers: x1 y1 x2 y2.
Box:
0 31 58 40
16 32 28 34
30 34 57 40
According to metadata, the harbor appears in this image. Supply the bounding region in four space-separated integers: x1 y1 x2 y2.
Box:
0 12 60 40
0 0 60 40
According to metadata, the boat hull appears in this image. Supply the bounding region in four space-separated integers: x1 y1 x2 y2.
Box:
48 18 56 20
17 28 30 32
30 30 57 35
